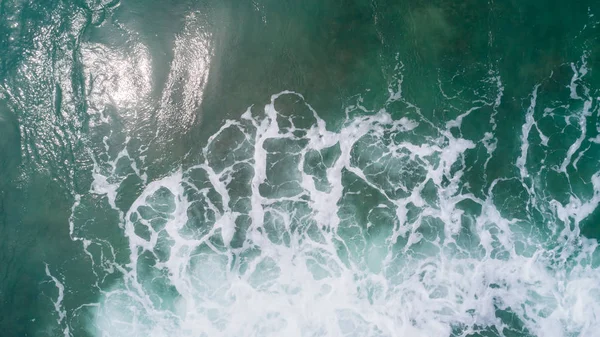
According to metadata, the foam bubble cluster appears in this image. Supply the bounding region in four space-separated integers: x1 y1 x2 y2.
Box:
57 55 600 337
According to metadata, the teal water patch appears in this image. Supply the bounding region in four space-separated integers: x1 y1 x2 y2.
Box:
1 1 600 337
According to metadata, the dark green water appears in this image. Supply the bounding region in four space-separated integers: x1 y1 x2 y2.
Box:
2 1 600 336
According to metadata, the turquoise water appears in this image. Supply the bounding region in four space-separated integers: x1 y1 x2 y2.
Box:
1 1 600 336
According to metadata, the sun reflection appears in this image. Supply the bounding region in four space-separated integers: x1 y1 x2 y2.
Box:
81 39 153 117
158 12 213 130
81 11 213 137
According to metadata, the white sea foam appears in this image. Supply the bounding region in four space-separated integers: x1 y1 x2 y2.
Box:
45 45 600 337
80 80 600 337
45 264 71 337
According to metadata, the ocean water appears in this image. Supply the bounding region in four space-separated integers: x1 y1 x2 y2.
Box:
1 1 600 336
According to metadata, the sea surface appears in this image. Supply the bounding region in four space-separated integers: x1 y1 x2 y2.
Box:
1 1 600 336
